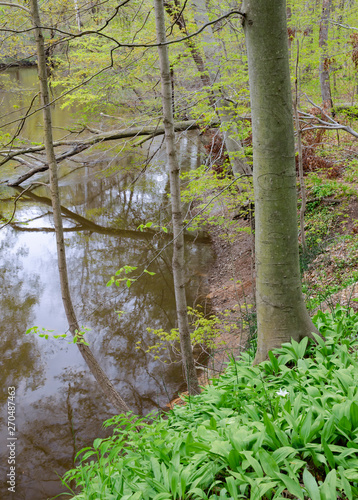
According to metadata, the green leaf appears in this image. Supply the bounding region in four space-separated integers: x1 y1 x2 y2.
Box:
242 451 263 477
268 350 279 373
320 469 336 500
263 412 281 448
338 466 352 500
276 473 304 500
303 468 320 500
144 269 156 276
150 457 161 481
300 410 313 445
350 402 358 429
225 476 238 500
272 447 297 465
322 438 335 469
257 449 279 476
93 438 102 450
106 277 115 287
128 493 143 500
297 336 309 358
153 494 171 500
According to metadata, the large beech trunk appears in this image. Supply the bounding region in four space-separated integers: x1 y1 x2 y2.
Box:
242 0 318 364
29 0 130 414
154 0 200 395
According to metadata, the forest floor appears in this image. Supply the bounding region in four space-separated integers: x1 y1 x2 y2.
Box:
199 164 358 385
169 124 358 404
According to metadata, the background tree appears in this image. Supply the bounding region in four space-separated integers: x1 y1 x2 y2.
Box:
154 0 200 395
29 0 130 413
319 0 333 110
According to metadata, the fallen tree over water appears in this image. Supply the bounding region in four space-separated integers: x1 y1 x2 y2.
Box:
1 119 219 186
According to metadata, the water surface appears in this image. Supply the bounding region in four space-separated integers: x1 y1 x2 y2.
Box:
0 67 213 499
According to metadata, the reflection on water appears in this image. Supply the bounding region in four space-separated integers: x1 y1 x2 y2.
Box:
0 69 213 500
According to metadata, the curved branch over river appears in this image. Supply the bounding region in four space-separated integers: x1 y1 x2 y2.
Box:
1 119 220 186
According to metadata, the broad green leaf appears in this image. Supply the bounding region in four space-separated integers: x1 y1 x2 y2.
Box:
276 473 304 500
93 438 102 450
268 351 279 373
338 466 352 500
242 451 263 477
303 468 320 500
320 469 336 500
226 476 239 500
322 438 335 468
350 402 358 429
257 449 279 477
300 410 312 445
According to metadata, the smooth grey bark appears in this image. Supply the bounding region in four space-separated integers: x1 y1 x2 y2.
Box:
29 0 130 414
242 0 318 364
154 0 200 395
319 0 333 110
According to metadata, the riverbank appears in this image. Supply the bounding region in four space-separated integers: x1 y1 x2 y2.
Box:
193 171 358 387
204 208 255 377
0 58 36 69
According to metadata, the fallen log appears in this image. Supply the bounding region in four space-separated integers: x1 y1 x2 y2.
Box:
2 118 219 186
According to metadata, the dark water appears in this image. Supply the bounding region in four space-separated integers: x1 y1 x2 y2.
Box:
0 68 213 499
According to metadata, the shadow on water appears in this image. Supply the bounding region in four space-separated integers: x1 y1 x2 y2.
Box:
0 68 213 499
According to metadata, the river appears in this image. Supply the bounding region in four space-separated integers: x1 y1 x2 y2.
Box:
0 67 213 499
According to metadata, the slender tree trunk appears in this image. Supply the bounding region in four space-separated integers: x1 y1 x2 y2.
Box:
165 0 250 176
154 0 200 395
242 0 318 364
29 0 130 414
163 0 214 100
191 0 250 176
74 0 82 31
294 40 306 253
319 0 333 110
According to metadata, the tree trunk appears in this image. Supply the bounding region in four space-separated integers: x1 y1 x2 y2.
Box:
242 0 318 364
29 0 130 414
154 0 200 395
319 0 333 111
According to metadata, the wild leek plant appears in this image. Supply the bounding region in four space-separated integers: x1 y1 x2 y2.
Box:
63 305 358 499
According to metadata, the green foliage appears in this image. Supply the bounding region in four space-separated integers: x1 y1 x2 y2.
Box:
343 160 358 184
64 307 358 499
137 222 168 234
106 264 156 289
302 234 358 310
141 306 240 361
106 265 138 288
181 166 253 240
25 326 90 345
306 174 355 205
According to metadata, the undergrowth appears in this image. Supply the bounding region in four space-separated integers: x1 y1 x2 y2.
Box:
64 306 358 500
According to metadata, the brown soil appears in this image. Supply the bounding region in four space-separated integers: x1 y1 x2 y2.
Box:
196 206 256 383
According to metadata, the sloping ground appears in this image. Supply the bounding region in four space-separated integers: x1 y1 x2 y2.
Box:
203 174 358 376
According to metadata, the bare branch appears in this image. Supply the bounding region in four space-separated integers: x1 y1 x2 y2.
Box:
0 2 30 13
